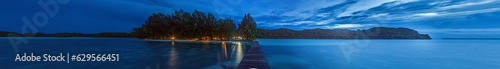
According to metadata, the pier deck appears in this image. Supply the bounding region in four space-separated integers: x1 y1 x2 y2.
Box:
237 41 270 69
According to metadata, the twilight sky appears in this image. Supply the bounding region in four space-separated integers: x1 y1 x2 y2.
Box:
1 0 500 38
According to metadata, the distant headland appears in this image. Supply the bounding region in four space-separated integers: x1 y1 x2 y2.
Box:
258 27 431 39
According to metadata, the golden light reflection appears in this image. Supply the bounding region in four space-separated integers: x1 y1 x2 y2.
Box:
234 42 243 64
222 42 228 59
201 40 210 45
168 46 177 69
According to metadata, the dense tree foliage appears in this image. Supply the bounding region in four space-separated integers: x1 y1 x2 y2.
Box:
258 27 431 39
238 14 259 40
131 10 241 40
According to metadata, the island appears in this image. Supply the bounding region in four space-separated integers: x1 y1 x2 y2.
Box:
1 10 431 40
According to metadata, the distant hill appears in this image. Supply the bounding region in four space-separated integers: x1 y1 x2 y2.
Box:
0 31 132 38
257 27 431 39
0 31 21 37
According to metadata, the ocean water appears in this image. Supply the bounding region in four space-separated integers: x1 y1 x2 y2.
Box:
0 37 250 69
258 39 500 69
2 38 499 69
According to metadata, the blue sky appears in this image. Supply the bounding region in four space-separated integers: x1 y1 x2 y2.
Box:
1 0 500 38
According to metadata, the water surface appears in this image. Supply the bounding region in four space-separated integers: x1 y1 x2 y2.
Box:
0 37 249 69
3 38 499 69
258 39 500 69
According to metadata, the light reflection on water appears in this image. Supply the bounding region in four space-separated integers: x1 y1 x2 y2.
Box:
235 42 243 65
221 41 228 60
0 38 251 69
169 41 177 69
146 41 249 69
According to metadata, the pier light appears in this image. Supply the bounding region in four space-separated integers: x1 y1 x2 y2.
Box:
171 37 175 40
233 36 243 40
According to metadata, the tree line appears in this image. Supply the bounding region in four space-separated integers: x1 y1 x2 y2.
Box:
131 10 258 40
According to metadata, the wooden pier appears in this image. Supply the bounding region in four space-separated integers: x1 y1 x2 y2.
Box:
237 41 270 69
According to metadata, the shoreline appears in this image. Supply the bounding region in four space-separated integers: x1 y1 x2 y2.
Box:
0 37 434 40
143 39 253 42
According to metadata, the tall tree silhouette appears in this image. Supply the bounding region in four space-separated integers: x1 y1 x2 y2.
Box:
238 14 258 40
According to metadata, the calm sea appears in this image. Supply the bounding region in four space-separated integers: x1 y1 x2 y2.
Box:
258 39 500 69
0 37 249 69
1 38 499 69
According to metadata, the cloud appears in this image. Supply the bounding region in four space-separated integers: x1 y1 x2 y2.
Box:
414 12 439 17
252 0 500 31
325 24 375 29
406 8 500 21
418 28 500 34
446 8 500 15
437 0 495 10
368 13 389 18
279 0 345 17
337 0 398 17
